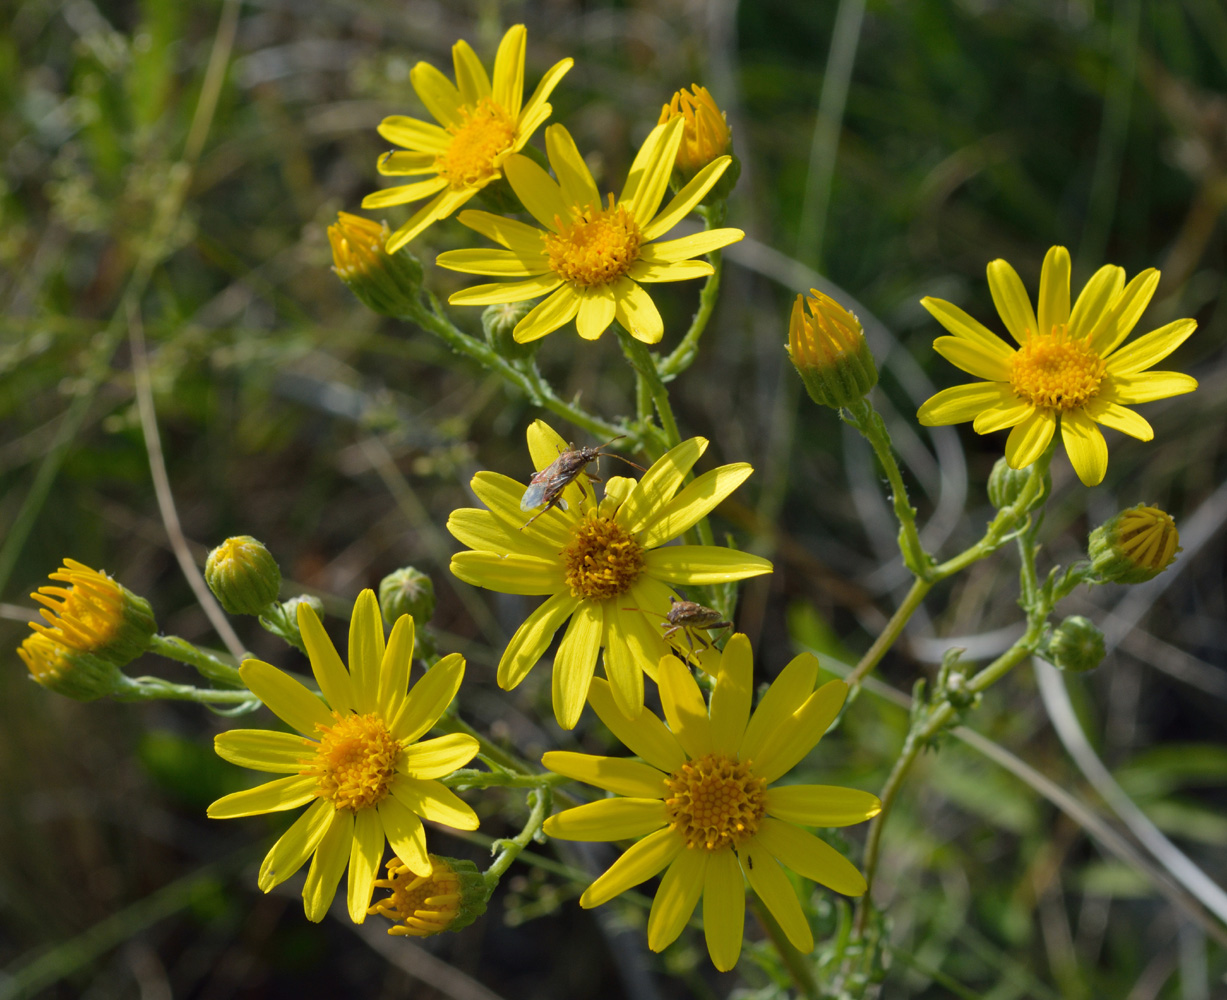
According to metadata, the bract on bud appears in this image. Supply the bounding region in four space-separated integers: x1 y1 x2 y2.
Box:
482 302 539 360
987 456 1051 511
206 536 282 615
1046 615 1106 673
17 633 128 701
328 212 423 316
378 567 436 627
368 855 489 936
787 289 878 409
658 85 739 198
1088 504 1180 584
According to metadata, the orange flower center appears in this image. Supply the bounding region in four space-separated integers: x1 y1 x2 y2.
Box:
664 753 766 851
561 513 645 601
435 98 517 190
304 712 400 811
543 197 643 287
1009 327 1106 411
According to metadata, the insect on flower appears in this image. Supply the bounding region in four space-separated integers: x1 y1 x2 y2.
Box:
519 437 642 528
638 595 732 663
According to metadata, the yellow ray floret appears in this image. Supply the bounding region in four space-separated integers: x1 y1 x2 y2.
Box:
436 120 744 344
446 420 772 729
917 245 1197 486
206 591 479 924
542 636 880 971
361 25 573 252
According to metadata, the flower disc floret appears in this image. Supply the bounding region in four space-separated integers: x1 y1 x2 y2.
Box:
544 198 643 286
562 514 645 600
1008 327 1105 410
305 712 400 811
665 754 765 851
436 99 517 189
29 558 155 667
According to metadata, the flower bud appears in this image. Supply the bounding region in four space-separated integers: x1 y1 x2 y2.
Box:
17 633 128 701
787 289 878 409
328 212 423 316
206 536 282 615
1088 504 1180 584
482 302 538 361
379 567 436 626
368 855 489 936
28 559 156 668
987 456 1051 511
658 85 734 189
1046 615 1106 673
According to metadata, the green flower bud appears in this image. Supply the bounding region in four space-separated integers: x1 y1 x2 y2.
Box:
206 536 282 615
1088 505 1180 585
987 456 1051 510
17 633 128 701
379 567 436 626
482 302 538 361
368 855 490 936
787 289 878 409
329 212 423 316
1046 615 1106 673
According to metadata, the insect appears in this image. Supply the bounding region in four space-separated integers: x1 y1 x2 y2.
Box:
640 596 733 663
520 437 642 528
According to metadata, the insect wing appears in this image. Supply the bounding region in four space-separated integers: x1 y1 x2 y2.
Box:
520 480 549 511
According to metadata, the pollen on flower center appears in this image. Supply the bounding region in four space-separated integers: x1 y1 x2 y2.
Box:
1009 327 1106 411
664 753 766 851
435 98 517 190
543 196 643 287
304 712 400 811
561 513 645 600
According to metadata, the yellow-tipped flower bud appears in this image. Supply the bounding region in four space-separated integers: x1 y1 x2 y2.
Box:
368 855 489 936
206 536 282 615
28 559 156 668
1088 504 1180 584
658 85 739 195
17 633 127 701
1046 615 1106 673
378 567 436 627
328 212 423 316
787 289 878 409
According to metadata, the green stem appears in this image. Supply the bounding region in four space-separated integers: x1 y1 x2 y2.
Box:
484 787 551 885
659 203 726 379
750 894 820 1000
148 634 244 686
114 676 257 705
443 769 569 791
617 329 682 450
846 578 932 686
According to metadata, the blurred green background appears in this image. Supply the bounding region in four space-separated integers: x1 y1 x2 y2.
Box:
2 0 1226 997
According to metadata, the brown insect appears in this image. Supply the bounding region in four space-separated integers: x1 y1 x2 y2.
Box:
520 437 642 529
648 596 733 663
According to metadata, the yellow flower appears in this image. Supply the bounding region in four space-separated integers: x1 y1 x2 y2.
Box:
1088 504 1181 584
435 120 744 344
28 558 156 666
367 854 489 936
542 637 880 971
361 26 573 252
658 84 732 181
447 420 772 729
917 246 1198 486
327 212 423 315
787 288 878 409
207 592 479 923
17 632 125 701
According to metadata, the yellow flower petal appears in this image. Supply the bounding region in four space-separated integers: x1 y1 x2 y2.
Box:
753 679 848 783
297 603 353 715
391 777 479 831
391 651 465 743
239 658 332 738
740 652 818 762
659 653 714 759
932 335 1013 382
1061 409 1108 486
627 259 714 283
451 38 492 105
504 152 572 230
399 733 480 779
468 470 572 547
1083 399 1153 441
302 809 353 922
616 436 708 536
918 382 1016 427
376 151 438 176
456 209 546 253
545 123 601 210
575 285 618 341
1068 263 1125 339
519 58 573 137
378 795 430 876
450 550 565 595
603 601 646 720
348 589 384 715
755 817 867 896
542 751 668 798
409 61 463 127
702 848 745 972
497 592 581 691
513 285 582 342
972 400 1034 434
742 846 813 954
543 797 668 841
208 775 319 818
646 847 707 952
257 798 333 891
1090 268 1160 356
214 729 311 773
708 634 753 754
1109 371 1198 404
385 188 477 253
579 826 682 908
347 807 384 923
1103 318 1197 376
611 278 664 344
553 600 604 729
637 228 743 264
644 545 773 585
376 115 451 153
919 297 1007 353
623 118 685 227
764 785 882 827
448 273 563 306
491 24 526 118
642 156 733 241
617 582 678 679
986 257 1037 344
588 677 687 774
1037 245 1071 336
1004 409 1056 470
377 614 413 724
637 462 752 550
436 247 549 276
